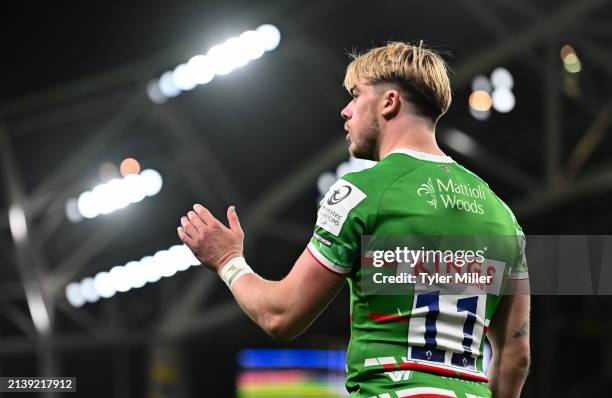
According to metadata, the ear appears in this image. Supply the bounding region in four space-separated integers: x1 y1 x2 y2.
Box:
380 89 401 118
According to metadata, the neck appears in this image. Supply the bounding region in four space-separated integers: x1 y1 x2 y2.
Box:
377 114 446 159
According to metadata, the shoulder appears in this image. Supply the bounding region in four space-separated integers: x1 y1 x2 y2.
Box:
340 155 420 196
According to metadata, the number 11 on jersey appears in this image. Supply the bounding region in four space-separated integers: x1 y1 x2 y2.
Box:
407 292 486 371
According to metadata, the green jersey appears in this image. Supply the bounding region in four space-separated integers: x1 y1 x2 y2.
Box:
308 148 527 394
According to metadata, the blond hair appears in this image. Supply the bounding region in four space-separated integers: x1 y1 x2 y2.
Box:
343 41 452 122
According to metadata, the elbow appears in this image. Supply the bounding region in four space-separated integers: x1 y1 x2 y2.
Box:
504 344 531 377
265 314 300 343
516 350 531 376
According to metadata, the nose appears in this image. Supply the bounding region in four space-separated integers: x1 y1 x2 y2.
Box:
341 103 351 120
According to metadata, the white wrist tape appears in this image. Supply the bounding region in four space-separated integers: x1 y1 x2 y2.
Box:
219 256 254 288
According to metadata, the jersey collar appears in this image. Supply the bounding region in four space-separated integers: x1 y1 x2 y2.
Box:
386 148 454 163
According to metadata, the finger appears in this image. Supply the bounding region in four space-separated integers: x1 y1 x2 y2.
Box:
193 203 221 227
227 206 243 234
177 226 195 248
181 216 197 239
187 210 206 232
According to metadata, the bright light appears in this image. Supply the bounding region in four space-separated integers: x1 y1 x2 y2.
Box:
445 129 477 156
560 44 576 62
66 243 201 306
123 174 147 203
563 51 582 74
159 71 181 97
147 80 167 104
155 250 177 278
187 55 215 85
207 43 236 76
223 37 251 69
8 205 27 243
93 271 116 299
256 24 281 51
141 255 162 284
99 161 119 181
77 191 99 219
469 90 493 112
125 260 147 289
66 282 85 308
320 157 376 195
120 158 141 176
147 24 280 102
65 198 83 223
490 67 514 89
92 182 116 215
492 87 516 113
80 277 100 303
469 108 491 121
71 169 162 220
110 265 131 293
140 169 163 196
172 63 197 91
317 172 337 195
105 178 130 212
471 75 491 93
240 31 266 60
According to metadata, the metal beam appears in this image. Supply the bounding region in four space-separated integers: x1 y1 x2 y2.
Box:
513 163 612 217
440 127 540 192
45 214 129 296
155 103 244 206
0 123 52 336
565 98 612 180
544 42 562 186
452 0 607 87
28 94 149 217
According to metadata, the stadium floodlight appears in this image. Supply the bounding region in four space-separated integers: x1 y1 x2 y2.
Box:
471 75 492 93
65 282 86 308
490 67 514 90
469 67 516 120
172 63 197 91
66 244 200 307
70 169 163 221
80 277 100 303
317 157 376 196
147 24 281 103
159 71 181 97
492 87 516 113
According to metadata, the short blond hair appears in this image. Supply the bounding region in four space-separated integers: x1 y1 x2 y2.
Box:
343 41 452 122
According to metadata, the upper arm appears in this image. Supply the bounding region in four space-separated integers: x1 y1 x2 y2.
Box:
488 279 530 353
274 248 346 339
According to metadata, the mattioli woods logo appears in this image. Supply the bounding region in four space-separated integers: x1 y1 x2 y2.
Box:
417 178 486 215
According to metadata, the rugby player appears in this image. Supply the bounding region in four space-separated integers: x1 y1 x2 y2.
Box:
178 41 530 398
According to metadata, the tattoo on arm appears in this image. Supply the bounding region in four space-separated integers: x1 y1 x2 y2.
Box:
513 321 529 338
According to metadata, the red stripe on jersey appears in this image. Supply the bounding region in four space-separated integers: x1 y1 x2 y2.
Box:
360 256 397 267
398 362 488 383
483 325 489 334
398 394 454 398
369 313 410 323
306 247 345 276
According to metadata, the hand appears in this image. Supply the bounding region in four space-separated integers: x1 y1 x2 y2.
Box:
177 204 244 273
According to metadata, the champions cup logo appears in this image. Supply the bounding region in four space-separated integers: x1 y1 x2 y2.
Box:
327 185 352 205
417 179 437 209
417 178 486 215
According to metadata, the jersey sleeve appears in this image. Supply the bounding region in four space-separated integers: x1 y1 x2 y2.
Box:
307 178 368 275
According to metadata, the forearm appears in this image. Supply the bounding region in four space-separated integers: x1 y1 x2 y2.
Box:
488 347 530 398
229 273 295 340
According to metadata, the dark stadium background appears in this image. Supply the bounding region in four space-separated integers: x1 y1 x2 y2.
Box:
1 0 611 396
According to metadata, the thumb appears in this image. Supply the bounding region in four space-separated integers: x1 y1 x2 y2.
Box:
227 206 243 234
